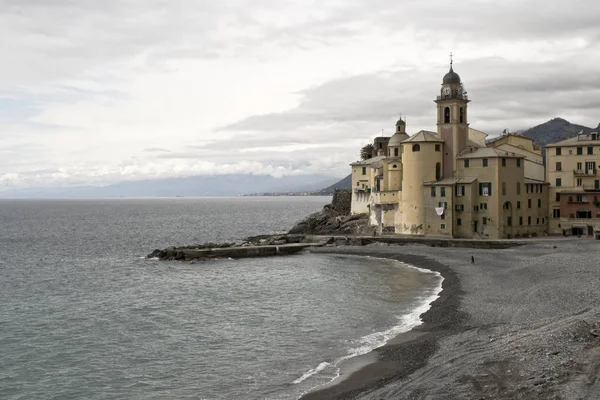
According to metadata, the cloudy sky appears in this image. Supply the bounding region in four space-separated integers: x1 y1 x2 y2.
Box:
1 0 600 189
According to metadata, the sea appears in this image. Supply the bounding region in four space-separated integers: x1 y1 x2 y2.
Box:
0 197 443 400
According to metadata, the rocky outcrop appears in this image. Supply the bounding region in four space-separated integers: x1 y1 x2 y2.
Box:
288 189 372 235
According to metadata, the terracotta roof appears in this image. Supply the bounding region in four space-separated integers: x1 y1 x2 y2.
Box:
423 177 477 186
546 134 600 147
350 155 387 166
402 130 444 143
458 147 523 159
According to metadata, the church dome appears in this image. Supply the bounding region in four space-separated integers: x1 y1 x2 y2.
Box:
443 66 461 84
388 132 409 147
396 118 406 126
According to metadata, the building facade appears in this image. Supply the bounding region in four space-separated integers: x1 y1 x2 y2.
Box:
350 64 549 239
546 126 600 237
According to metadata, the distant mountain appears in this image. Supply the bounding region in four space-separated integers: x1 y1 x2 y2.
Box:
316 174 352 195
520 117 593 149
0 173 342 199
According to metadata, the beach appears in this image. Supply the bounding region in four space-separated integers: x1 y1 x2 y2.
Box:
303 237 600 399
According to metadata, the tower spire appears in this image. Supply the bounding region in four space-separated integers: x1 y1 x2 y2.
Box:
449 52 453 72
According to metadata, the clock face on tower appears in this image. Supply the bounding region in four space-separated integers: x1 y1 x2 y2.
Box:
442 87 451 96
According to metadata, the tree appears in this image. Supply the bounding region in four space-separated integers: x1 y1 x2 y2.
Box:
360 144 374 160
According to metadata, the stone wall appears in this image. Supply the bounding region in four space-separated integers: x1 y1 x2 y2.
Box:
332 189 352 215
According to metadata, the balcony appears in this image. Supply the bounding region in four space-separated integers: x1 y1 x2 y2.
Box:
573 169 597 177
582 185 600 192
355 188 371 193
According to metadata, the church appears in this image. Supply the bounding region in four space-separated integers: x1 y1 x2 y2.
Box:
350 63 548 239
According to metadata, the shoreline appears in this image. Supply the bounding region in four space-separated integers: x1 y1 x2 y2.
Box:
301 248 466 400
301 238 600 399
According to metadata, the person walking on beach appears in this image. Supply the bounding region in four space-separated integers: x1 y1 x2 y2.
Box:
471 255 475 265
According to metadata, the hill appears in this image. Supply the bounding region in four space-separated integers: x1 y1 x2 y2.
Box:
315 174 352 195
520 117 593 149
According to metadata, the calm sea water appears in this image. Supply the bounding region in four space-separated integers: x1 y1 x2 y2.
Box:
0 197 442 400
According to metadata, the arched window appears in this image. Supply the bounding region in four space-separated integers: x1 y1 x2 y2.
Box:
412 144 421 152
388 149 391 156
435 162 441 180
394 148 399 156
459 107 464 123
444 107 450 123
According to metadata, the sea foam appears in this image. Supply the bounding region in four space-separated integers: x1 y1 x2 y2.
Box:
294 256 443 396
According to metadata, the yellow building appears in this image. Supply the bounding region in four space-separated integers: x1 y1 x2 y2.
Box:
350 63 549 239
546 126 600 237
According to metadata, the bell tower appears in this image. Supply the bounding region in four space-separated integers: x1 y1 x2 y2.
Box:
435 56 470 178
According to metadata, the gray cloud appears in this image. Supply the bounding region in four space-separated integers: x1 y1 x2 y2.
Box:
2 0 600 188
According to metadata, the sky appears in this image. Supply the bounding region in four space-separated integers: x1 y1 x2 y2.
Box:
1 0 600 189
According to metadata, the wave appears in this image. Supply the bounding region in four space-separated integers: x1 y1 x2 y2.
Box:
292 362 332 384
294 256 444 396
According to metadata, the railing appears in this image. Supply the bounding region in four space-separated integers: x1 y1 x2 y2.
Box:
573 169 597 177
582 185 600 191
436 94 468 101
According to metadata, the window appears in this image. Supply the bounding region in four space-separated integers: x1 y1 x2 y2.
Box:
483 217 487 225
392 164 397 168
542 218 545 224
480 202 488 210
577 147 583 155
507 216 512 226
441 224 446 229
516 159 521 168
435 144 441 152
517 201 521 209
528 216 532 225
577 178 583 186
537 218 540 224
588 146 594 155
455 204 464 212
519 216 523 225
502 158 506 167
379 142 382 149
435 162 441 180
479 182 492 196
568 195 573 202
438 202 448 209
356 181 360 187
555 193 560 202
474 205 479 211
553 209 560 218
502 182 507 195
459 107 464 123
440 187 446 197
556 147 561 156
528 199 532 208
455 185 465 196
457 218 462 226
596 180 600 190
464 159 470 168
444 107 450 123
586 161 596 173
556 178 562 187
517 182 521 195
482 158 488 167
412 144 421 152
431 187 436 197
394 148 399 157
556 162 562 171
577 162 582 171
538 199 541 208
362 167 366 175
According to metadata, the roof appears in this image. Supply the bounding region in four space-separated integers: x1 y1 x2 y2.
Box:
402 130 443 143
458 147 524 159
423 177 477 186
443 66 461 84
388 132 410 147
546 134 600 147
524 178 550 185
350 155 387 166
